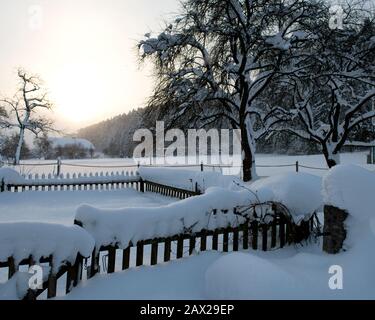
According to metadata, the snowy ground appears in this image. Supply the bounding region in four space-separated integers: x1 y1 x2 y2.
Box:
59 241 374 300
7 152 373 177
0 189 175 225
1 153 374 300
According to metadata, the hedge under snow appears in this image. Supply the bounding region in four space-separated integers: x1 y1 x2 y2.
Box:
0 222 95 270
75 171 323 248
75 187 271 248
251 172 323 222
323 164 375 221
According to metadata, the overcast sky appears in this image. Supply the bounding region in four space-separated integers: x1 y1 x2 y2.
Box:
0 0 179 131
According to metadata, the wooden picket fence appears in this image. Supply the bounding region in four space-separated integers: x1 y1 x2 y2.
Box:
0 206 315 300
142 180 201 198
0 171 201 198
0 171 141 193
0 253 84 299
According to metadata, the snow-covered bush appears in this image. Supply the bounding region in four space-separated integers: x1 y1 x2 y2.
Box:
323 164 375 221
75 187 273 248
0 168 25 185
0 222 95 269
323 164 375 252
139 168 323 222
250 172 323 223
75 171 323 248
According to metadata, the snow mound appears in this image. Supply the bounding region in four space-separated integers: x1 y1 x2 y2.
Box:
0 168 25 185
323 164 375 220
205 252 299 299
75 187 273 248
250 172 323 221
0 222 95 270
0 272 33 300
139 167 243 192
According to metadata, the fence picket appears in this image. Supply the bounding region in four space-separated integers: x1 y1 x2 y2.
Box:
252 221 258 250
151 242 158 265
177 236 184 259
107 246 116 273
122 247 130 270
136 242 144 266
164 239 171 262
189 236 196 255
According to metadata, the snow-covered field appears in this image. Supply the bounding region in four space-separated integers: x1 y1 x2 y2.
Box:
1 152 375 300
0 189 175 225
7 152 373 177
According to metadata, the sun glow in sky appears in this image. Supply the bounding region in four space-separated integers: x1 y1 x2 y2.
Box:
0 0 179 130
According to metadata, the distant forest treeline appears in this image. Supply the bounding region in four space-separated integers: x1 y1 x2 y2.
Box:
76 105 340 158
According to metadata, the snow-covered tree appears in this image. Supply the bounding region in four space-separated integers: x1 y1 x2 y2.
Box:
0 69 55 164
139 0 324 181
277 3 375 167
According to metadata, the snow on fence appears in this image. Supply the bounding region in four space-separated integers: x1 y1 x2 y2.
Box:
0 200 317 300
66 190 318 297
0 170 141 193
0 168 201 198
0 223 94 300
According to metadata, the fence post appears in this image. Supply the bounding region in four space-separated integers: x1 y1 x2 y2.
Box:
139 179 145 193
323 205 348 254
295 161 299 173
56 157 62 176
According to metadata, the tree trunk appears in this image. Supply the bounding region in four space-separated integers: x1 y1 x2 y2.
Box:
322 144 340 168
241 119 257 182
14 127 25 165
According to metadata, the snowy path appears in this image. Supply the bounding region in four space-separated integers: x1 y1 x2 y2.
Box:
0 189 175 225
